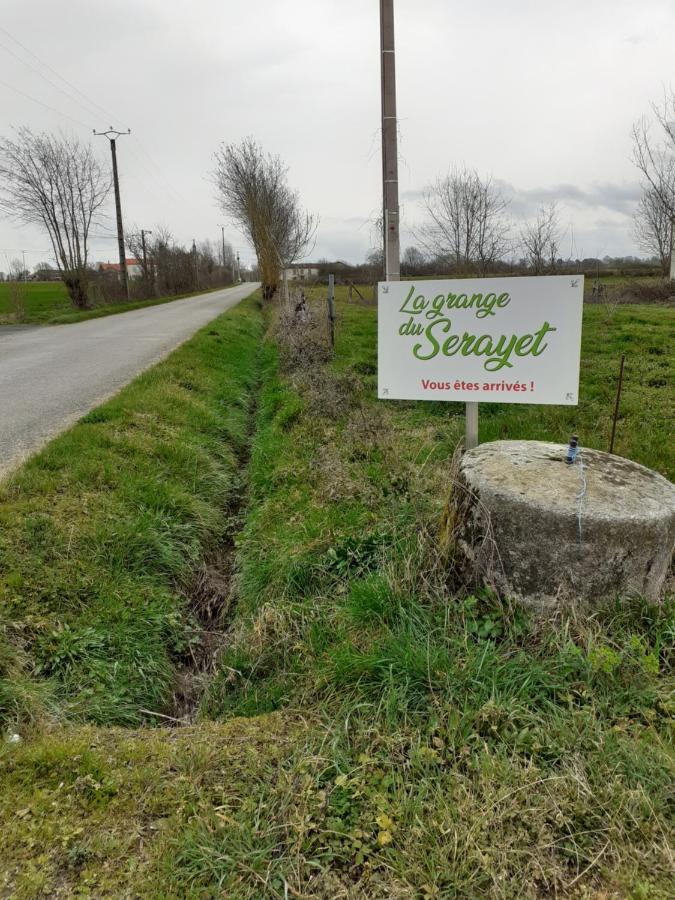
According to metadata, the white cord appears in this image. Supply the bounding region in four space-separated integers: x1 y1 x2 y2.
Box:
575 449 587 545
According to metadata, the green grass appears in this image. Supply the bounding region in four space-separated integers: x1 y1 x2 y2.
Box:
198 289 674 894
0 281 234 326
590 273 663 287
0 281 71 323
0 287 673 897
0 293 262 727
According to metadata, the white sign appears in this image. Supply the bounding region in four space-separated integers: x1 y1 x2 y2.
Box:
378 275 584 405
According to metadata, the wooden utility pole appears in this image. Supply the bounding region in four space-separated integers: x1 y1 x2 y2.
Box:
380 0 400 282
327 274 336 348
609 354 626 455
94 127 131 300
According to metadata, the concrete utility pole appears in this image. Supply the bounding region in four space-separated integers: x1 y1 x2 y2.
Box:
219 225 226 268
218 224 233 282
141 229 152 284
94 127 131 300
380 0 400 282
192 239 199 290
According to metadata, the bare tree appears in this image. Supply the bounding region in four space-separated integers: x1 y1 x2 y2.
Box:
401 245 427 275
632 93 675 276
633 185 673 273
520 203 562 274
197 239 219 274
364 248 384 282
417 167 511 274
7 257 26 281
0 128 111 308
125 228 152 286
212 138 316 300
632 91 675 219
125 227 236 299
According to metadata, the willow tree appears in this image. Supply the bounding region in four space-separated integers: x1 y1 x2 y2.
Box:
0 128 111 308
212 138 316 300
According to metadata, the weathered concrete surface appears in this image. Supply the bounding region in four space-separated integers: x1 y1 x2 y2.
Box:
445 440 675 608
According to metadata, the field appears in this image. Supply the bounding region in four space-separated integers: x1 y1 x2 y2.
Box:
0 289 673 897
0 281 231 325
0 281 72 323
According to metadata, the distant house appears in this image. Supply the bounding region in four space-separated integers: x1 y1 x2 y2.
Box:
32 267 61 282
98 259 143 278
282 263 320 282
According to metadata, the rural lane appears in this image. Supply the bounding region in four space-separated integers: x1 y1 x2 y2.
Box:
0 282 259 479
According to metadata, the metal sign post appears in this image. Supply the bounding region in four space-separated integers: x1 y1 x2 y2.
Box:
465 402 479 450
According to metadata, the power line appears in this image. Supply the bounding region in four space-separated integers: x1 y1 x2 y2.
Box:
0 77 89 128
123 145 183 209
0 38 108 126
0 27 216 256
131 136 200 212
0 247 52 253
0 23 126 128
0 26 207 226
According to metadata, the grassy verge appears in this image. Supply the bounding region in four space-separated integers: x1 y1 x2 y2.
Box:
47 286 239 325
195 291 673 895
0 281 237 326
0 289 673 897
0 294 262 727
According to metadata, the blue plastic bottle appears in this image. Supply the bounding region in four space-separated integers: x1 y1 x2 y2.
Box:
565 435 579 465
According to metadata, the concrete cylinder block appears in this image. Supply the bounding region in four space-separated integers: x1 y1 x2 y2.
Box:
444 440 675 609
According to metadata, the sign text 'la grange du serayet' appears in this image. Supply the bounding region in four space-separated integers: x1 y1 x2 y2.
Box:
378 275 584 405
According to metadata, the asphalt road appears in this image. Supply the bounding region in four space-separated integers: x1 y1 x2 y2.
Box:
0 283 259 479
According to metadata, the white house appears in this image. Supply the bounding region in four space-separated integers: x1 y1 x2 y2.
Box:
282 264 320 282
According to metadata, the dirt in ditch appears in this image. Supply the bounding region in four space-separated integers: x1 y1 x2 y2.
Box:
168 544 239 723
163 396 259 725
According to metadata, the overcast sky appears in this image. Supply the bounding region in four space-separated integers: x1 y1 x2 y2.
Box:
2 0 674 272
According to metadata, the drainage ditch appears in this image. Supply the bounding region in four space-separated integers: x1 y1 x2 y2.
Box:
157 381 259 726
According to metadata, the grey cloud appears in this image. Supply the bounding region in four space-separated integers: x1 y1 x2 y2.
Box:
2 0 672 265
514 182 642 216
401 189 425 203
401 180 642 223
